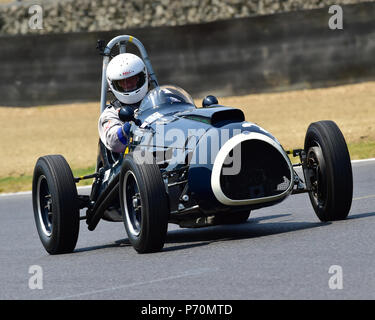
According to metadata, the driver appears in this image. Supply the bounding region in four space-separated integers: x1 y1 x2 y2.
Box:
98 53 148 153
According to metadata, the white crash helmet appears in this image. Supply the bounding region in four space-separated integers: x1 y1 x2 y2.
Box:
106 53 148 104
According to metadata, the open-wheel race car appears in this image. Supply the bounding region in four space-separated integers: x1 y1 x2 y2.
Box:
32 35 353 254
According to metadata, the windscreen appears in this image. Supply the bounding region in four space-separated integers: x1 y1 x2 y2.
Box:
139 85 195 113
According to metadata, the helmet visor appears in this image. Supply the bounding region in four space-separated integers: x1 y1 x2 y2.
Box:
113 71 146 93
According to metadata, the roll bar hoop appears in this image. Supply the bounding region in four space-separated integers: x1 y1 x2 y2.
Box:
98 35 158 113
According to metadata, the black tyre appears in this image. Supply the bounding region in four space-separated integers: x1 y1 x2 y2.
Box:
214 211 251 225
32 155 79 254
304 121 353 221
120 151 169 253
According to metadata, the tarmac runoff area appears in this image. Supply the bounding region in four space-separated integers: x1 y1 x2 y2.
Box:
0 159 374 299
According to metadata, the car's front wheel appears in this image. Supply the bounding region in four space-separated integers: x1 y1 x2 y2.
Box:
120 151 169 253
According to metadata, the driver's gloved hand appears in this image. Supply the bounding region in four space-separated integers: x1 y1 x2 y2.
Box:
117 122 131 146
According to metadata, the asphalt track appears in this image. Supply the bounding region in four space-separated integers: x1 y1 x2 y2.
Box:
0 160 374 300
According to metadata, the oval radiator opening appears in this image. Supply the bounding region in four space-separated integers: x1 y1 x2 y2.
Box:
220 139 292 201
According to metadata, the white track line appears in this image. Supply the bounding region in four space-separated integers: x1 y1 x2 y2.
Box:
52 267 216 300
353 194 375 201
0 186 91 197
351 158 375 163
1 158 375 197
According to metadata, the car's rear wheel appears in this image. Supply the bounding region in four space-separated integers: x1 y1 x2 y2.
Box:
120 151 169 253
304 121 353 221
32 155 79 254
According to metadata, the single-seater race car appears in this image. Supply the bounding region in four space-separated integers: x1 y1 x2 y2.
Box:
32 35 353 254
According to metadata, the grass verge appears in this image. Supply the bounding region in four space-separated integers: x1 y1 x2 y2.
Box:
0 166 96 194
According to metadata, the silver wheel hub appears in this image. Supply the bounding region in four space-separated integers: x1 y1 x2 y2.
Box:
132 196 139 209
123 171 142 237
36 175 53 237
